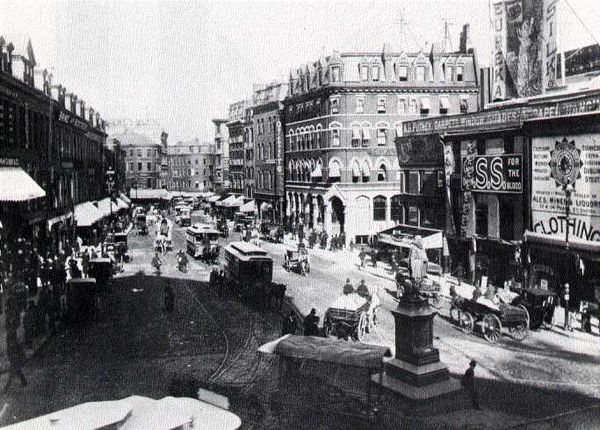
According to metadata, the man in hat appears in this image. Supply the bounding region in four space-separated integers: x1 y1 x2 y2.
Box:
461 360 481 410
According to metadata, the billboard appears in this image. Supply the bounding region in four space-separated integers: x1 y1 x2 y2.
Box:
491 0 557 99
462 154 523 193
531 134 600 244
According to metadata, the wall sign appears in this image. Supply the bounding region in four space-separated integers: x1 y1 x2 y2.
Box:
462 154 523 193
532 134 600 243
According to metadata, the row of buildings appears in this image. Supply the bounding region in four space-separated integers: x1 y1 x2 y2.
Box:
220 26 479 244
218 26 600 304
0 35 124 253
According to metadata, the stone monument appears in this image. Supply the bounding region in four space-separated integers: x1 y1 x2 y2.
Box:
373 278 461 399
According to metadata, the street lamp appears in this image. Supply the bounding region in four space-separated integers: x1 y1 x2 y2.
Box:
563 183 574 247
106 169 115 230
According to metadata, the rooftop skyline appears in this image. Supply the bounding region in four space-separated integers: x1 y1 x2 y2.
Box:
1 0 599 142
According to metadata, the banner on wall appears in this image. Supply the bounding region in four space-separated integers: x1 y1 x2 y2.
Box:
531 134 600 244
491 0 557 99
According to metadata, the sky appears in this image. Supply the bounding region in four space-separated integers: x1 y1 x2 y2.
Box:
1 0 599 142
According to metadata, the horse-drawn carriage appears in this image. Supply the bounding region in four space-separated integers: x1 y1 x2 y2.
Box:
283 248 310 276
449 295 529 343
324 293 378 342
136 213 148 235
186 224 220 264
260 223 284 243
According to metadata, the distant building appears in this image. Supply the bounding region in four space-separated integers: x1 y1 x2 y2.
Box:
212 118 229 193
226 100 249 195
251 81 288 222
166 139 217 192
284 40 479 244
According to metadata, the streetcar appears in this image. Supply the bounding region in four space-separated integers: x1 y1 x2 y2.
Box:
223 241 273 303
186 223 221 261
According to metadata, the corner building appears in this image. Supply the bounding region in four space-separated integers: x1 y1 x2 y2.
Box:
284 44 479 244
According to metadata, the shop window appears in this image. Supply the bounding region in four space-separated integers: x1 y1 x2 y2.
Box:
499 197 515 240
407 205 419 226
475 201 488 236
373 196 387 221
421 206 437 228
355 235 369 245
421 171 437 195
391 196 403 222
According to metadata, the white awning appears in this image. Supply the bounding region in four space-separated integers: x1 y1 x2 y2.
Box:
361 161 371 177
362 126 371 140
119 193 131 205
311 164 322 178
74 202 104 227
208 195 222 203
352 127 361 140
352 162 361 177
240 199 256 213
115 198 129 210
420 97 430 110
47 212 73 231
0 167 46 202
439 97 450 110
95 198 115 217
329 161 341 178
216 195 236 206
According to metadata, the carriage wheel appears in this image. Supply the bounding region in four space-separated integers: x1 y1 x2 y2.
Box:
356 312 368 342
482 314 502 343
518 305 531 329
510 323 529 341
449 304 460 323
458 311 474 334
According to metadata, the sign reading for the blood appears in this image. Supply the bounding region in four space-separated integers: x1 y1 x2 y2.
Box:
548 137 582 187
462 154 522 193
532 134 600 243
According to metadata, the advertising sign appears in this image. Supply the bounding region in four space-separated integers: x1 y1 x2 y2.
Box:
395 134 443 166
492 1 507 101
462 154 523 193
531 134 600 243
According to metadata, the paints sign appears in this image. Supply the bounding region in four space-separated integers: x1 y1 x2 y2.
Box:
531 134 600 243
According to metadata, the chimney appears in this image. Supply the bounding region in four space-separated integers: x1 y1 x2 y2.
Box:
70 94 77 113
96 113 100 127
79 100 85 117
0 37 5 72
60 87 66 107
89 108 95 124
459 24 472 54
6 42 13 74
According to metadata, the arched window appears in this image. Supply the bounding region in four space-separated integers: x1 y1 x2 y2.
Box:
330 122 342 147
391 195 403 223
316 125 322 148
377 164 387 182
352 160 361 183
373 196 387 221
328 159 341 183
361 160 371 183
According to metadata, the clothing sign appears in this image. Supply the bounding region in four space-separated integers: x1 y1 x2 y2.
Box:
462 154 522 193
531 134 600 243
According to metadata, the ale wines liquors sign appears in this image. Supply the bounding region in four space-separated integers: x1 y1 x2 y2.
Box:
532 135 600 243
462 154 523 193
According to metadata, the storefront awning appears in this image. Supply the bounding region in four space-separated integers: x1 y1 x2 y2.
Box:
207 195 222 203
239 199 256 213
47 212 73 231
74 202 104 227
378 224 443 250
119 193 131 205
439 97 450 110
95 198 116 217
0 167 46 202
524 231 600 260
115 198 129 211
223 196 244 207
130 189 169 201
216 195 236 206
420 97 430 110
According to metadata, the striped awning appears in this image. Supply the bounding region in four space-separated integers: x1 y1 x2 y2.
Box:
0 167 46 202
74 202 104 227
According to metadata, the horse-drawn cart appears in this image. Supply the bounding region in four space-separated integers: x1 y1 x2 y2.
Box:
283 248 310 276
324 293 377 342
450 296 529 343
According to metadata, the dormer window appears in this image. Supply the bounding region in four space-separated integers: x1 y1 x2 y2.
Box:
360 65 369 81
416 66 426 82
456 65 464 82
331 66 340 82
372 66 380 81
398 66 408 81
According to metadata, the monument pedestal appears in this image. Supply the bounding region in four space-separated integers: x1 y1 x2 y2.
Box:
373 296 461 399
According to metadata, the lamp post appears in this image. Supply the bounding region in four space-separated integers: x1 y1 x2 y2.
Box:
106 169 115 232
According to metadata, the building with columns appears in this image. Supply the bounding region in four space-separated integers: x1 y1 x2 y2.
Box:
284 36 479 244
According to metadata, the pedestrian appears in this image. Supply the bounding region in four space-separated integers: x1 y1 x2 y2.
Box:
218 269 225 297
3 330 27 392
461 360 480 410
164 284 174 313
282 311 296 336
209 267 218 288
343 278 354 295
303 308 320 336
359 248 366 269
357 279 370 298
152 252 163 276
562 283 572 331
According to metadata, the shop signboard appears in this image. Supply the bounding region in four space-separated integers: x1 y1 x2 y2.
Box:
462 154 523 193
531 134 600 243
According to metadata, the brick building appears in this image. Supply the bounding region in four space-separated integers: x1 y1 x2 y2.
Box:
166 139 217 192
226 100 249 195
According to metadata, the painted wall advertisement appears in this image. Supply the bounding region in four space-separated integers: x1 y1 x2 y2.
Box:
531 134 600 243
